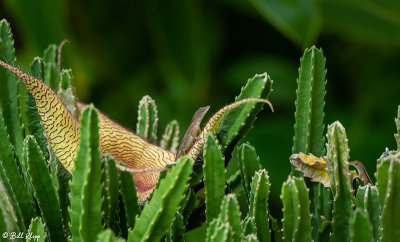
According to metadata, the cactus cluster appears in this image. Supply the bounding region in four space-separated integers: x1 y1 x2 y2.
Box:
1 17 400 242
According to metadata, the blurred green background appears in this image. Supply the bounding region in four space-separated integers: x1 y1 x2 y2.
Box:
1 0 400 216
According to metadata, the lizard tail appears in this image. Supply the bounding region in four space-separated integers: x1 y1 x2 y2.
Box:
187 98 273 160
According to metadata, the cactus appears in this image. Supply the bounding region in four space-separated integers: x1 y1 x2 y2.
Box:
96 229 125 242
179 189 196 224
241 216 257 237
137 95 159 143
249 169 271 242
0 20 24 164
238 143 262 202
69 105 104 242
118 166 141 230
0 108 33 229
292 46 327 241
292 46 327 158
3 22 400 242
25 135 67 241
350 208 374 242
206 219 230 242
281 176 312 242
217 73 273 157
354 185 381 241
160 120 180 153
28 217 46 242
218 194 242 242
58 69 79 118
129 156 193 241
203 134 226 223
243 234 259 242
377 153 400 241
102 155 120 230
57 162 71 237
0 178 20 234
270 215 284 242
326 121 353 242
22 57 50 160
42 44 60 92
166 212 185 242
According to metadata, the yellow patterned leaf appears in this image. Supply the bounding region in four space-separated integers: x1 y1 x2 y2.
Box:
290 153 331 187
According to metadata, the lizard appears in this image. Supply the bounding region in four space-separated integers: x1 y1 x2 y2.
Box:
176 105 210 158
349 160 372 185
0 60 273 201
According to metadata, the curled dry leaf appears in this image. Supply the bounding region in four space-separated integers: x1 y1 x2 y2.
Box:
290 153 330 187
290 153 372 187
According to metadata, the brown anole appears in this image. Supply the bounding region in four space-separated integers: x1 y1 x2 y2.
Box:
176 106 210 158
349 160 372 185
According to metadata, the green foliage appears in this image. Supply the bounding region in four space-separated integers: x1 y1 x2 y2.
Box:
69 105 103 242
29 217 46 242
241 216 256 237
378 153 400 241
249 169 270 242
119 167 140 230
291 46 327 241
102 155 120 230
129 157 193 241
166 212 184 242
0 105 33 229
24 57 49 160
350 208 374 242
354 185 381 241
1 25 400 242
160 120 180 153
217 73 273 157
42 44 59 92
218 194 242 242
0 20 24 164
204 134 226 224
238 143 262 201
281 176 312 242
326 121 353 242
292 46 327 157
137 95 158 143
206 220 230 242
25 136 67 242
0 179 20 235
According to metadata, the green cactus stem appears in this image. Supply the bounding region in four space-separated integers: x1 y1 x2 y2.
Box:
25 136 67 242
350 208 373 242
0 178 20 235
28 217 46 242
281 176 312 242
238 143 261 202
378 153 400 241
219 194 242 242
136 95 159 143
249 169 271 242
129 156 193 242
102 155 120 230
69 105 104 242
395 106 400 150
0 20 24 167
160 120 180 153
118 165 141 230
203 134 226 224
217 73 273 158
326 121 353 242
